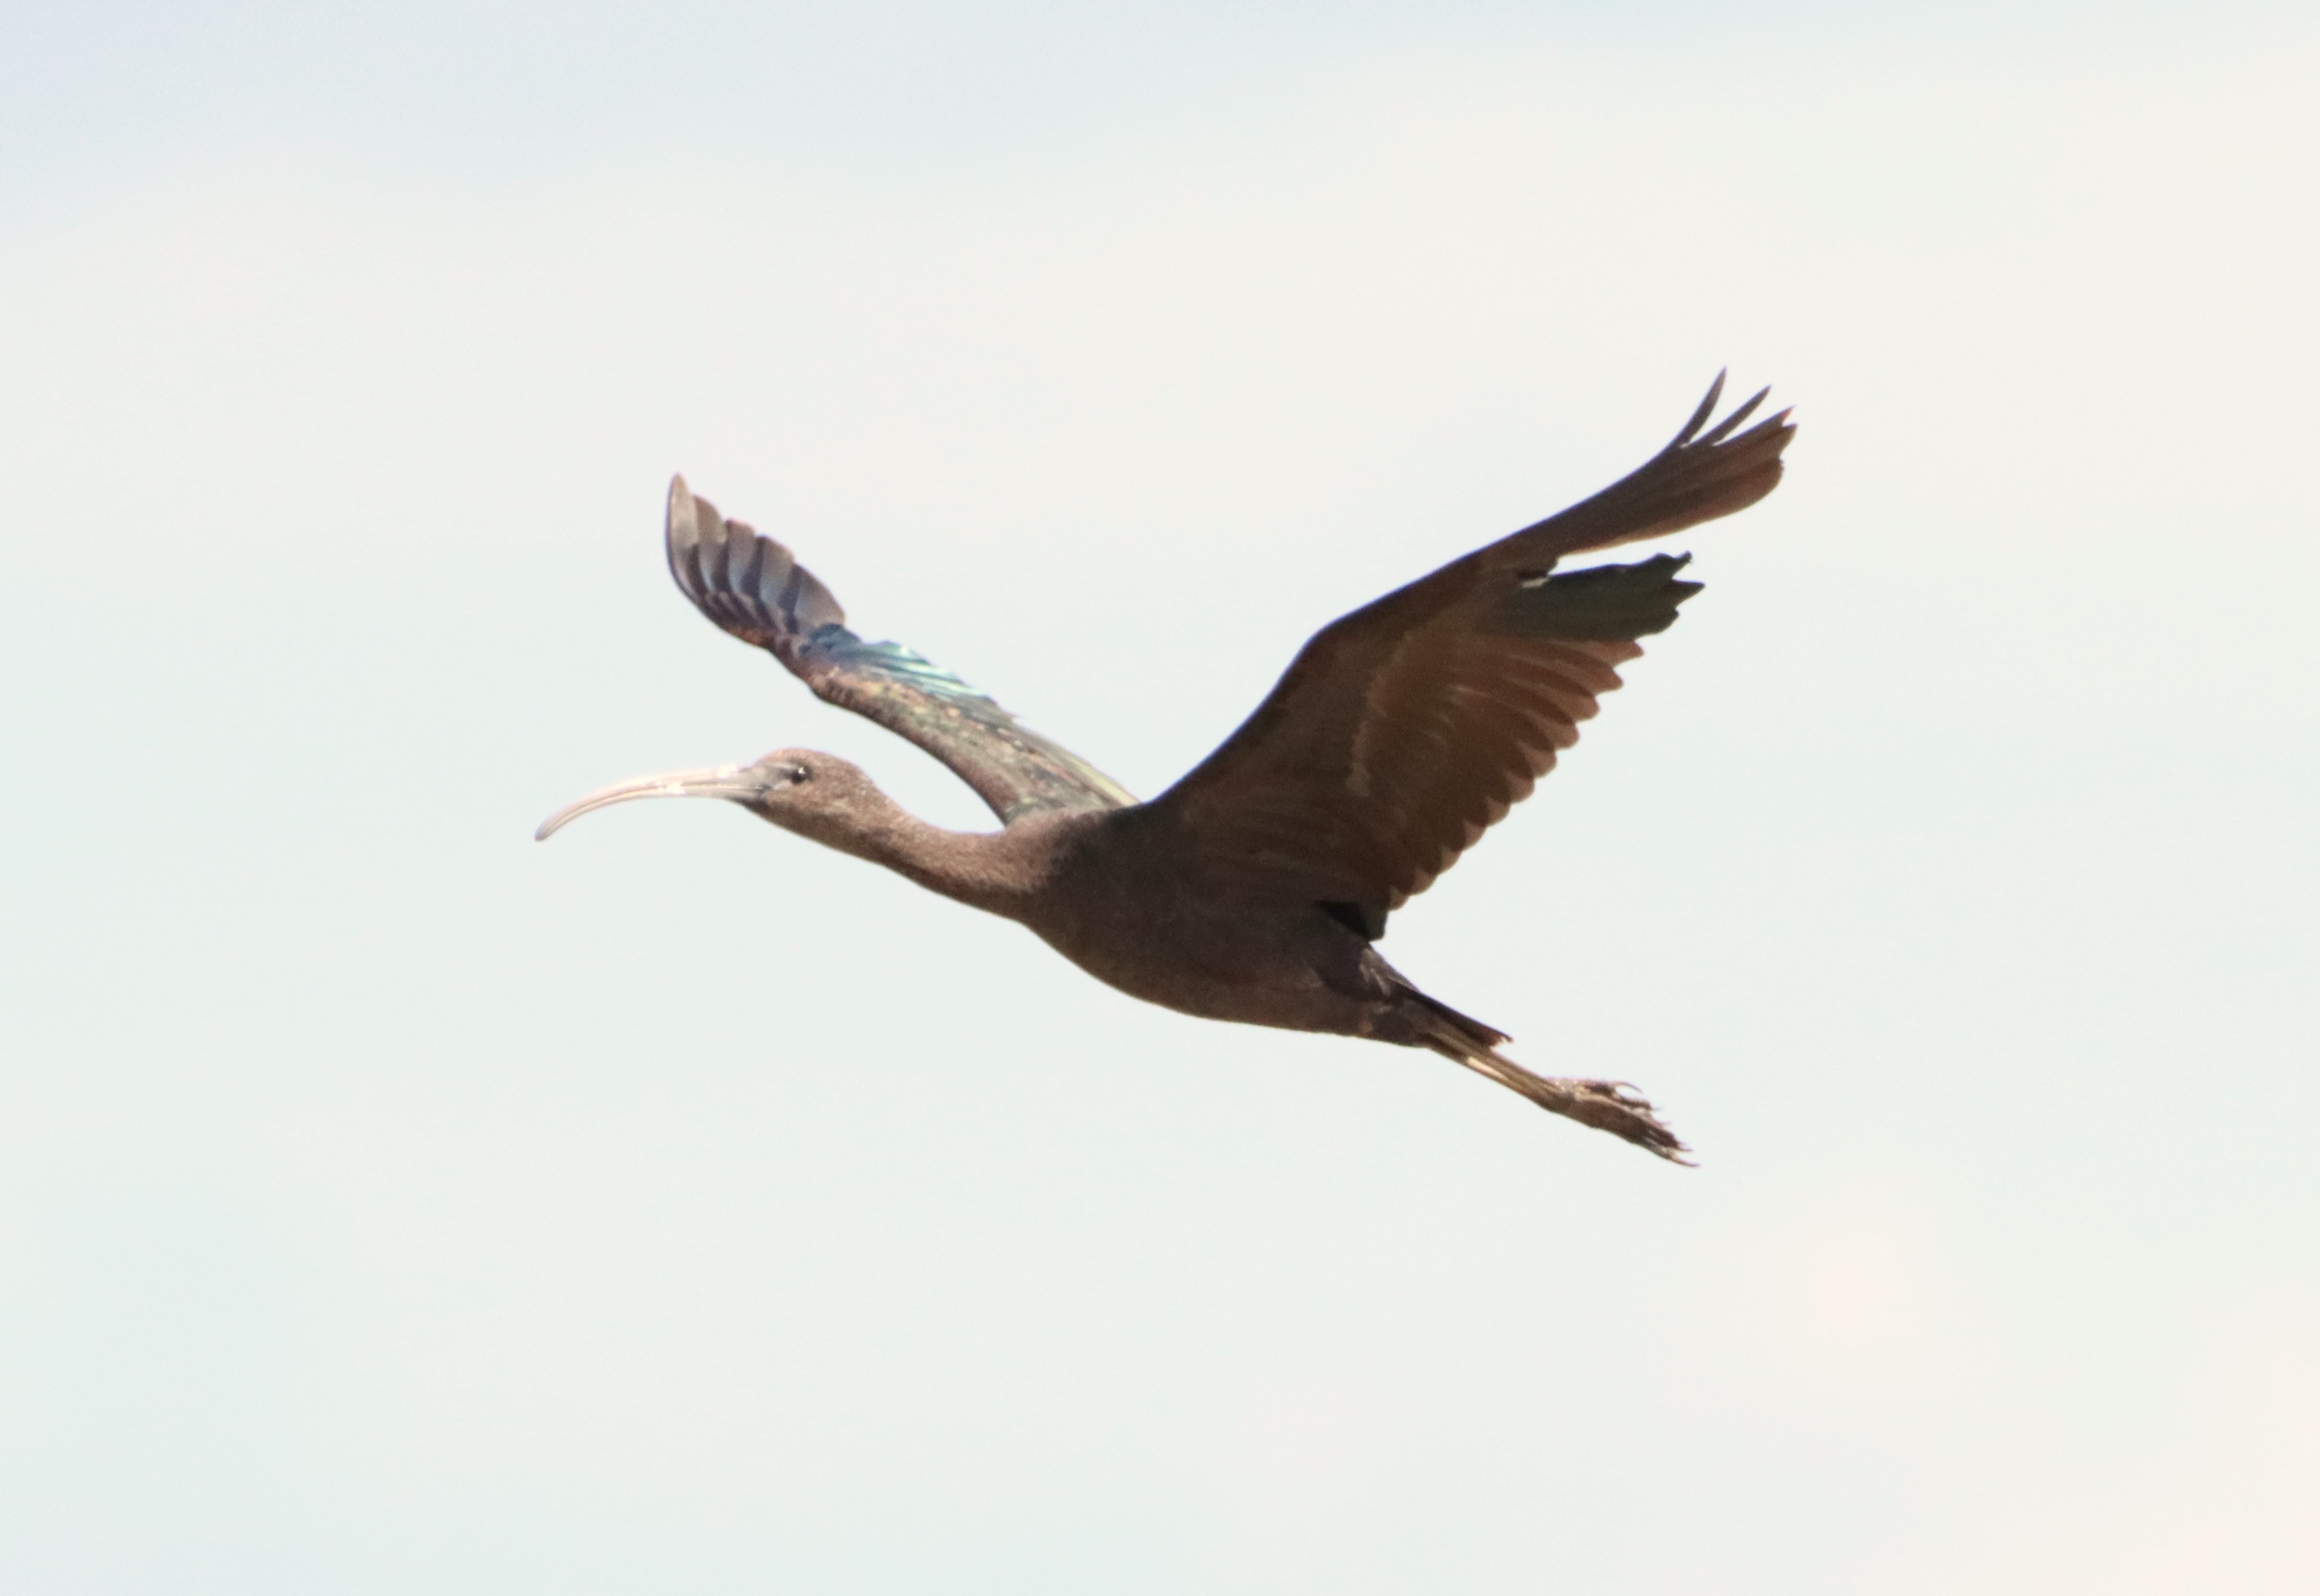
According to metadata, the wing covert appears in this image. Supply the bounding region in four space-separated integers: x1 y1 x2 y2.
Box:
665 477 1134 822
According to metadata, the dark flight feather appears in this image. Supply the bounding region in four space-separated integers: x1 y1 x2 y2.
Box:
1151 375 1793 935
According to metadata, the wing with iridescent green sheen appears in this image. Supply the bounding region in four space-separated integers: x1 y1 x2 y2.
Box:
662 477 1134 823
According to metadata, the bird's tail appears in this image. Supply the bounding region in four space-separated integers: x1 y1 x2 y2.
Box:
1399 990 1692 1163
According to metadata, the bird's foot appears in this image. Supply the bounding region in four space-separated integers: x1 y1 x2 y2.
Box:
1531 1077 1693 1165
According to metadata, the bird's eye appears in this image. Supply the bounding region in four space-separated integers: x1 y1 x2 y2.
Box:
788 765 811 785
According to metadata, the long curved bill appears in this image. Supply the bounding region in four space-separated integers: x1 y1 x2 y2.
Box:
534 765 765 841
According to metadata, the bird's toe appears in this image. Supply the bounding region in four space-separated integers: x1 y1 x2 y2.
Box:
1547 1077 1692 1164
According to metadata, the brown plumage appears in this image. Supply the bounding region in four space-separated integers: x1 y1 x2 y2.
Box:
540 375 1795 1160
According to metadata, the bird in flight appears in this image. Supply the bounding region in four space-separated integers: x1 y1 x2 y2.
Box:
540 375 1793 1160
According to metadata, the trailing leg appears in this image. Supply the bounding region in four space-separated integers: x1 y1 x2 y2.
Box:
1387 988 1691 1163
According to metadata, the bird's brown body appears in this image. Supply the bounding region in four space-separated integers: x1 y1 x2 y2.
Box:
541 376 1795 1160
739 786 1382 1035
1011 805 1383 1037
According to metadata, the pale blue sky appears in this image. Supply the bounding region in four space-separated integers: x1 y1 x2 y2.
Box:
2 4 2315 1592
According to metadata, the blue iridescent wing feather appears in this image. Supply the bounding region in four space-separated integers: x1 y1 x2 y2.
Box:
663 477 1134 822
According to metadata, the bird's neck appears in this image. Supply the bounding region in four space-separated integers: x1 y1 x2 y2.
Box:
789 791 1045 920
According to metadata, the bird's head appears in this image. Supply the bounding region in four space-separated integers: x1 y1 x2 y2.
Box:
534 748 891 846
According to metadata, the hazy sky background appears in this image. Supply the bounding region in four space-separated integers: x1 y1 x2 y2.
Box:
2 2 2315 1591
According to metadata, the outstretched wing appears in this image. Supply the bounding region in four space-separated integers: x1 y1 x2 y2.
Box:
1150 375 1793 936
664 477 1134 822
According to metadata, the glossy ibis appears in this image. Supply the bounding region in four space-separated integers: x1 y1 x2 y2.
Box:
539 376 1793 1160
